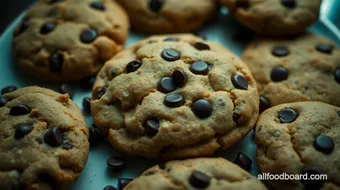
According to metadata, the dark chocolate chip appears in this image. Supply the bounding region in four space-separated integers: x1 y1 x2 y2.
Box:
161 49 181 62
232 74 248 90
89 125 102 146
163 37 179 42
190 62 209 75
0 96 9 107
1 85 17 95
192 99 213 119
44 127 63 147
271 67 288 82
17 18 29 35
96 86 108 99
334 68 340 84
62 142 73 150
338 111 340 117
314 135 334 154
80 76 96 90
194 42 210 51
83 97 91 114
144 118 160 137
158 77 177 93
259 96 271 113
90 1 106 11
233 152 252 171
58 84 74 99
189 171 210 189
49 53 64 73
233 113 240 123
103 185 117 190
301 168 324 190
280 0 296 8
107 156 126 172
40 23 55 34
316 44 333 54
10 105 30 116
272 46 289 57
164 94 184 108
117 178 133 190
80 29 97 43
172 69 188 87
158 161 166 169
50 0 64 4
126 60 142 73
279 108 298 123
15 124 33 139
149 0 164 13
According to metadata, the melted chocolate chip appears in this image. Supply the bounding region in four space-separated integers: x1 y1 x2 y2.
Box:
126 60 142 73
271 67 288 82
44 127 63 147
233 113 240 123
194 42 210 51
1 85 17 95
272 47 289 57
189 171 210 188
144 118 160 137
80 29 97 43
334 68 340 84
0 96 8 107
95 86 108 99
280 0 296 8
149 0 164 13
172 69 188 87
164 94 184 108
58 84 74 99
80 76 96 90
90 1 106 11
279 108 298 123
89 125 102 146
83 97 91 114
161 49 181 62
10 105 30 116
158 77 177 93
103 185 117 190
232 74 248 90
15 124 33 139
117 178 133 190
62 142 73 150
40 23 55 34
259 96 271 113
301 168 324 190
49 53 64 73
190 62 209 75
316 44 333 54
107 156 126 172
163 37 179 42
314 135 334 154
233 152 252 171
192 99 213 119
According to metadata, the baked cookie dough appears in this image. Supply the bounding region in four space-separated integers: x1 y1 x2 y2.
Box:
13 0 129 81
0 86 89 189
115 0 218 33
91 34 259 160
220 0 321 35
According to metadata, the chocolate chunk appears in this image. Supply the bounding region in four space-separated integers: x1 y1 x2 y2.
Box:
126 60 142 73
161 49 180 62
1 85 17 95
279 108 298 123
301 168 324 190
194 42 210 51
192 99 213 119
0 96 9 107
158 77 177 93
271 67 288 82
233 152 252 171
316 44 333 54
90 1 106 11
83 97 91 114
164 94 184 107
80 29 97 43
314 135 334 154
40 23 55 34
96 86 108 99
10 105 30 116
163 37 179 42
259 96 271 113
15 124 33 139
44 127 63 147
144 119 160 137
190 62 209 75
232 74 248 90
280 0 296 8
149 0 164 13
172 69 188 87
49 53 64 73
62 142 73 150
233 113 240 123
107 156 126 172
334 68 340 84
117 178 133 190
272 46 289 57
189 171 210 188
89 125 102 146
103 185 117 190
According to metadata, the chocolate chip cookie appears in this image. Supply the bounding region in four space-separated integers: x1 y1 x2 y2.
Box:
0 86 89 189
242 33 340 111
221 0 321 35
255 101 340 190
91 34 259 160
13 0 129 81
124 157 267 190
115 0 218 33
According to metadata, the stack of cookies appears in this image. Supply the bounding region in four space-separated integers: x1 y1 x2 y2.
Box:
0 0 339 190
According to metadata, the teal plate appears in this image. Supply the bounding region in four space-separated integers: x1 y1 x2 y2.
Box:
0 1 339 189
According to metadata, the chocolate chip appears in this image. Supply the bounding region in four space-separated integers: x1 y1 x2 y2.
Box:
280 0 296 8
80 76 96 90
192 99 213 119
90 1 106 11
80 29 97 43
103 185 117 190
189 171 210 189
337 111 340 117
126 60 142 73
301 168 324 190
44 127 63 147
89 125 102 146
40 23 55 34
1 85 17 95
15 124 33 139
233 113 240 123
233 152 252 171
194 42 210 51
0 96 8 107
272 47 289 57
95 86 107 99
316 44 333 54
58 84 74 99
271 67 288 82
50 0 64 4
107 156 126 172
334 68 340 84
83 97 91 114
10 105 30 116
164 94 184 108
117 178 133 190
172 69 188 87
259 96 271 113
314 135 334 154
279 108 298 123
232 74 248 90
158 77 177 93
17 18 29 35
163 37 179 42
190 62 209 75
62 142 73 150
161 49 180 62
143 119 160 137
149 0 164 13
158 161 166 169
49 53 64 73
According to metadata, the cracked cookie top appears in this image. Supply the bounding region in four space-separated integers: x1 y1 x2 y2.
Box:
0 87 89 189
220 0 321 35
13 0 129 81
255 101 340 190
242 33 340 110
91 34 259 160
115 0 218 33
123 157 267 190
